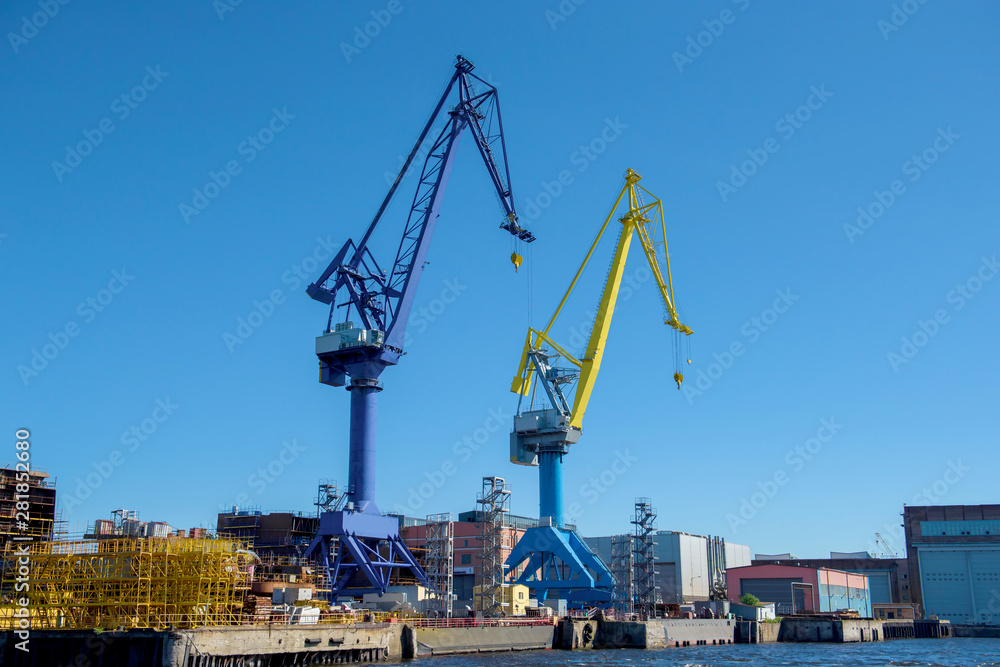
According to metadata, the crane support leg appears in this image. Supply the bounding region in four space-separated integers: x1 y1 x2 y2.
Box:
303 511 429 599
506 525 613 607
348 378 381 514
303 378 430 599
538 451 565 528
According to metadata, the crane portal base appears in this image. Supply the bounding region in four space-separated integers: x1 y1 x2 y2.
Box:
304 510 429 599
506 525 614 607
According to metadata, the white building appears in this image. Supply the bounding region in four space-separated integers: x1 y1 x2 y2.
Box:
585 531 751 604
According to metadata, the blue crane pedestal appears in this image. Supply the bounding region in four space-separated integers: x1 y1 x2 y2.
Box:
303 376 430 598
506 411 614 607
305 510 426 598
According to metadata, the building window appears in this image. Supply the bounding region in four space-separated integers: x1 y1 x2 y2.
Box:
461 554 472 565
519 592 524 600
464 540 468 547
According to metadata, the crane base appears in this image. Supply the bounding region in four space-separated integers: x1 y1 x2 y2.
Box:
304 510 429 599
506 525 614 607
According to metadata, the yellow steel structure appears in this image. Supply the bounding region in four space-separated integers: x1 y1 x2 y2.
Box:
0 537 252 630
511 168 692 429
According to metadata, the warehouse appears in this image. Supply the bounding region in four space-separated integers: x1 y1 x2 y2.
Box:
586 531 751 604
726 563 872 616
904 504 1000 624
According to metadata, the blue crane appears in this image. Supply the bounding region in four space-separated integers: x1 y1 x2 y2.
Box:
303 56 534 599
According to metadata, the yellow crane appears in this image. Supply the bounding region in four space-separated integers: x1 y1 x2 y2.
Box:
505 168 693 605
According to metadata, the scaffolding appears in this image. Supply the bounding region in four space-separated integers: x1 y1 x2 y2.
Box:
707 535 728 601
477 477 510 617
610 533 634 616
0 537 252 630
315 479 347 514
0 466 57 549
425 513 454 618
632 498 657 619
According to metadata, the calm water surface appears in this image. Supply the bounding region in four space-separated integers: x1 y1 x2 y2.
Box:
418 638 1000 667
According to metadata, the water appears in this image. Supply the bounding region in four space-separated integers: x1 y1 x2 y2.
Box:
418 638 1000 666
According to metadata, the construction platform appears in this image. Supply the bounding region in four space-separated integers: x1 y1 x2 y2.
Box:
0 537 252 630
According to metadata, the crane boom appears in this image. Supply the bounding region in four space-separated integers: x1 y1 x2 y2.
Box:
307 55 534 361
511 168 692 430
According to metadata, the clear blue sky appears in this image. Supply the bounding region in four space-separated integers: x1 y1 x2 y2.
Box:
2 1 998 560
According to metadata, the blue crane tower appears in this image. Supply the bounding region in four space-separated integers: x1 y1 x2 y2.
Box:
303 56 534 599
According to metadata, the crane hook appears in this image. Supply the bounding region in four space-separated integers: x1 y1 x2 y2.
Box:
511 252 523 272
673 372 683 389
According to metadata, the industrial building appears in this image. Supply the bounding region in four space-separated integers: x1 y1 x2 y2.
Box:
904 503 1000 624
84 508 202 540
752 552 910 606
216 508 327 594
726 564 872 616
0 465 57 548
217 508 320 561
400 510 546 607
586 531 751 604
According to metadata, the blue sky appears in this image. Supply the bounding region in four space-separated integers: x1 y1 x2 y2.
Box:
2 1 998 560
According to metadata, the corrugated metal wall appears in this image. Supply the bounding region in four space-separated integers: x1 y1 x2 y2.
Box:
920 547 1000 624
739 577 804 608
867 571 892 604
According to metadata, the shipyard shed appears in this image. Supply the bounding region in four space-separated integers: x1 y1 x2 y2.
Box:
727 564 872 616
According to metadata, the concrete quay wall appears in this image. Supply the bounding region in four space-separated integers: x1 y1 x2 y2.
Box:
560 617 735 649
414 625 555 655
1 624 410 666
